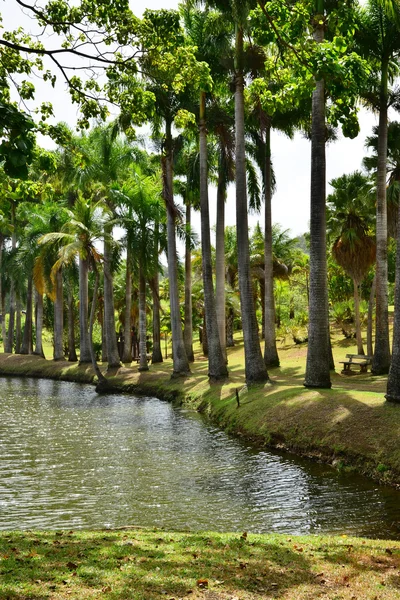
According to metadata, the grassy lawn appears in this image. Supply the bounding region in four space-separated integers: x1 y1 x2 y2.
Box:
2 529 400 600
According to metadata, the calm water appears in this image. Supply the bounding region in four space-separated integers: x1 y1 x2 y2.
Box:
0 377 400 538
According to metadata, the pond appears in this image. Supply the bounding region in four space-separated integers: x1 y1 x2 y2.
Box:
1 377 399 538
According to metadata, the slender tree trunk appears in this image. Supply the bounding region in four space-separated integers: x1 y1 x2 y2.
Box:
260 277 265 338
386 197 400 401
122 255 133 363
67 283 78 362
151 272 163 363
103 228 121 368
163 120 190 377
90 269 108 389
226 307 235 347
367 274 376 357
20 274 33 355
353 279 364 355
15 295 21 354
202 311 208 356
53 267 64 360
264 124 279 367
0 234 4 351
184 199 194 362
372 60 391 375
138 267 149 372
199 91 228 380
304 17 331 389
216 172 227 362
6 204 16 354
79 256 91 363
235 25 269 384
34 288 45 357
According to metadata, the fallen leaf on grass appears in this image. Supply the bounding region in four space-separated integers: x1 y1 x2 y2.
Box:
197 579 208 588
102 585 112 593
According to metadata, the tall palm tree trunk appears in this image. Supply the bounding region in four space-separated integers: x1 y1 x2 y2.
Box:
138 267 149 372
235 26 269 384
79 256 91 363
15 296 22 354
90 268 108 389
151 273 163 364
34 288 45 357
386 192 400 400
163 120 190 377
199 91 228 380
53 268 64 361
20 274 33 355
184 200 195 362
0 234 5 351
372 60 391 374
264 124 280 367
215 171 227 362
367 274 376 357
353 279 364 355
67 284 78 362
304 15 331 389
6 205 16 354
122 254 133 363
103 230 121 368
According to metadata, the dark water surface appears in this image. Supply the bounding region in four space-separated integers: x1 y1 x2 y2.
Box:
1 377 399 538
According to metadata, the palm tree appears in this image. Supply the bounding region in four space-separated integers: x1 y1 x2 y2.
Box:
327 172 376 355
357 0 400 374
79 124 135 369
39 196 109 371
119 168 163 371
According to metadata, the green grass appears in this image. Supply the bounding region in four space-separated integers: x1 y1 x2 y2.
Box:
2 529 400 599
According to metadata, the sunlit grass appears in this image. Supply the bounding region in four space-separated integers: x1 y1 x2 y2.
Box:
1 529 400 599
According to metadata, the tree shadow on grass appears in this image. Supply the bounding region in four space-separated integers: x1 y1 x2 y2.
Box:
0 530 315 600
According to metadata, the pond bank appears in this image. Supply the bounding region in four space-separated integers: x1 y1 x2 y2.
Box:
0 346 398 489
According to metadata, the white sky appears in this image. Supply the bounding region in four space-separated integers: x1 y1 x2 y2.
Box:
3 0 381 249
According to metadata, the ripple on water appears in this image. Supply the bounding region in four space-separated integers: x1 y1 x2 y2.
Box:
0 377 400 537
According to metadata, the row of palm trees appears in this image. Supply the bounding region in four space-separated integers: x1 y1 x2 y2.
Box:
3 0 400 402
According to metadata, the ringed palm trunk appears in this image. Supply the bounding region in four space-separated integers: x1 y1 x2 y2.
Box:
199 91 228 380
122 253 133 363
103 228 121 369
386 200 400 401
215 168 227 363
20 274 33 355
235 26 269 384
304 18 331 389
184 200 194 362
0 234 5 351
89 268 108 389
53 267 64 361
151 272 163 364
6 205 16 354
138 267 149 372
367 274 376 357
34 288 45 357
163 119 190 377
67 283 78 362
353 278 364 355
15 296 22 354
372 60 391 375
264 124 280 367
79 256 91 363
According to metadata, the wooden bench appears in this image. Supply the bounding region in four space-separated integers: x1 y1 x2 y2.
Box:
339 354 372 374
